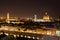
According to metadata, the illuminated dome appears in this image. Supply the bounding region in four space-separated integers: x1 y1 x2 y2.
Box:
43 12 49 20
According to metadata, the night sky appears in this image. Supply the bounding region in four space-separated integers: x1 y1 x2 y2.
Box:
0 0 60 18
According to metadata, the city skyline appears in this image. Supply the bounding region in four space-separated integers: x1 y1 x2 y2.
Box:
0 0 60 40
0 0 60 18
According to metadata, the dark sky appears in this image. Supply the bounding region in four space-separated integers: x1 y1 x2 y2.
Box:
0 0 60 18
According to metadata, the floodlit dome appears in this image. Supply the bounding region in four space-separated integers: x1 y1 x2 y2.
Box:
43 12 49 20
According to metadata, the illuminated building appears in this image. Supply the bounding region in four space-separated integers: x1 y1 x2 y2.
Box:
33 12 51 22
34 14 37 22
6 12 10 23
56 30 60 36
35 28 56 36
6 12 18 23
43 12 49 20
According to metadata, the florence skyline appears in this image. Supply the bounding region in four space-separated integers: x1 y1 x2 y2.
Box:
0 0 60 18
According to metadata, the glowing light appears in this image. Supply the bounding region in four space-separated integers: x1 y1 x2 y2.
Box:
56 30 60 36
32 37 35 39
25 29 33 33
17 35 19 37
37 37 40 39
47 31 51 35
24 35 27 38
14 35 16 37
34 14 37 22
27 36 31 38
20 35 23 37
5 33 9 36
43 12 49 20
6 12 10 23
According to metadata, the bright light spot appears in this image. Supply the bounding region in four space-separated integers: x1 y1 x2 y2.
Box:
32 37 35 39
27 36 31 38
56 30 60 36
28 31 32 33
17 35 19 37
24 35 27 38
14 35 16 37
47 31 51 35
37 37 39 39
5 33 9 36
37 32 40 34
21 35 23 37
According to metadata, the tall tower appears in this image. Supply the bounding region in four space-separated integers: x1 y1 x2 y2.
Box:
6 12 10 23
7 12 9 20
34 14 37 22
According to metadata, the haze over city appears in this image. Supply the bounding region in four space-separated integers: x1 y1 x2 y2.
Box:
0 0 60 18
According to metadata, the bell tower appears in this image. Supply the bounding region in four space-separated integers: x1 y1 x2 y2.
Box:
6 12 10 23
